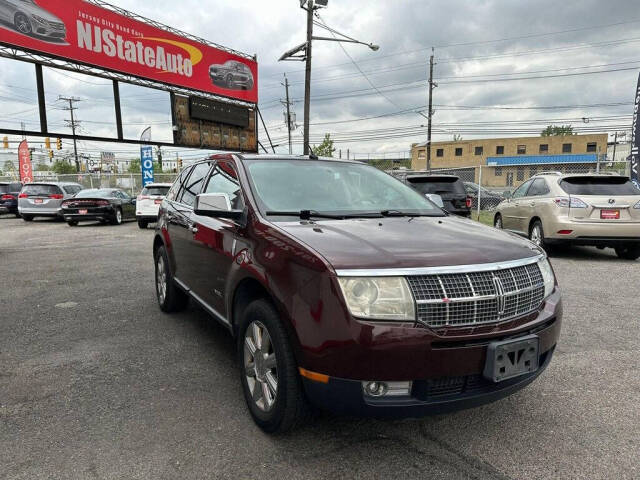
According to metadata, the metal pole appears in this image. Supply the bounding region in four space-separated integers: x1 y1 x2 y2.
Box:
477 165 482 218
303 0 314 156
68 100 80 172
426 48 435 172
612 131 618 163
285 75 293 155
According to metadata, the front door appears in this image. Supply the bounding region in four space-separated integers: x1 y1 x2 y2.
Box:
503 179 533 232
189 160 246 318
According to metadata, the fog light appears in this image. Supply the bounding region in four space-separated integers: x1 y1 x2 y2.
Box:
362 381 412 397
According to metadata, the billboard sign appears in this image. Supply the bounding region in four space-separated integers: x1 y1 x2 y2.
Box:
18 140 33 183
631 73 640 189
0 0 257 103
141 145 154 186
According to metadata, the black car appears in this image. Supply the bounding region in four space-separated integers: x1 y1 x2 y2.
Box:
0 181 22 217
60 188 136 226
464 182 505 210
404 174 471 217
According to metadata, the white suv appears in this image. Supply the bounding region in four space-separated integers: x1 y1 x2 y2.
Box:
136 183 172 229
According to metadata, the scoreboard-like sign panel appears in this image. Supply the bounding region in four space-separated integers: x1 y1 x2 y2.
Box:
173 95 257 152
0 0 258 103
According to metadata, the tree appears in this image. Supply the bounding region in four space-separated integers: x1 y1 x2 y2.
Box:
312 134 336 157
453 133 463 141
4 160 16 172
541 125 574 136
128 158 141 173
52 160 76 174
36 164 51 172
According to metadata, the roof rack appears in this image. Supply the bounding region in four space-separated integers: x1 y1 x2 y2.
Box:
533 171 563 177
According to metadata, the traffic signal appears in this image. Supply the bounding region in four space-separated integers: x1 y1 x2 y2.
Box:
45 137 50 150
56 138 62 150
49 150 54 160
178 157 183 170
2 136 8 149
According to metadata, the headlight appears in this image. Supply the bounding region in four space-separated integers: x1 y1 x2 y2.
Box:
538 257 555 298
337 277 415 321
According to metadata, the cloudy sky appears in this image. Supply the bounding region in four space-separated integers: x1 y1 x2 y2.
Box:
1 0 639 164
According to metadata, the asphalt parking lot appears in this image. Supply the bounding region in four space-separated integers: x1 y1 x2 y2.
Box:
1 215 638 480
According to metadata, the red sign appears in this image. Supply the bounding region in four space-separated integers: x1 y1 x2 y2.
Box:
18 140 33 183
0 1 257 103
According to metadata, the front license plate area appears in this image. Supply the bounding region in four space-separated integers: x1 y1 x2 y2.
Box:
600 209 620 220
483 335 539 383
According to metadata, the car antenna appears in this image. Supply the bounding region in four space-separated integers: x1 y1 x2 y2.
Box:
307 143 318 160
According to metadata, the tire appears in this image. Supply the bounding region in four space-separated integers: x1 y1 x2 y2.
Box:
615 245 640 260
110 208 123 225
137 219 148 229
67 221 78 227
14 13 32 35
529 220 550 251
494 214 503 229
22 215 33 222
238 299 310 434
154 245 189 313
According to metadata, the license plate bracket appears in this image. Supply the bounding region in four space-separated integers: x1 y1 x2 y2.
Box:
600 209 620 220
483 335 539 383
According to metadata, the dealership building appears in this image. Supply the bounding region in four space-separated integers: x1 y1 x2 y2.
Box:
410 133 611 187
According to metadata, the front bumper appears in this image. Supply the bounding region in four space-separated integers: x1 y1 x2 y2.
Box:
303 346 555 418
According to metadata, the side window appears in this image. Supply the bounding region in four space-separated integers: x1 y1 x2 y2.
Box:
167 169 190 201
178 162 210 207
203 161 245 210
512 179 533 199
528 178 550 197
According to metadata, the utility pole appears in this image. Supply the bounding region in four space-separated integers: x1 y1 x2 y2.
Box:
303 0 314 155
426 48 436 172
156 146 163 171
283 74 293 155
59 96 82 172
612 131 619 162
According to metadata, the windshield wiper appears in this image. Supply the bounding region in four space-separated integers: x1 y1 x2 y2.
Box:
379 210 441 217
265 210 352 220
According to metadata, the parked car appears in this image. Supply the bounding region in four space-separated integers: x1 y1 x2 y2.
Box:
464 182 505 210
0 0 66 40
493 173 640 259
0 181 23 217
153 154 561 433
402 174 471 217
136 183 172 229
61 188 136 226
18 182 83 221
209 60 254 90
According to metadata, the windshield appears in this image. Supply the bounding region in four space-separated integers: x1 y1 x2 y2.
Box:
75 189 113 198
244 159 443 217
560 177 640 195
407 177 466 195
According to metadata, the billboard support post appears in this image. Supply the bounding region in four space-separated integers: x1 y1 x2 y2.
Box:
113 81 124 141
35 64 47 134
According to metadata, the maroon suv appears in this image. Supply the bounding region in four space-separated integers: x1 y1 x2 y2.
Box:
153 154 562 433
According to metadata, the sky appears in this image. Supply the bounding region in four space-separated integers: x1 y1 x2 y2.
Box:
1 0 640 165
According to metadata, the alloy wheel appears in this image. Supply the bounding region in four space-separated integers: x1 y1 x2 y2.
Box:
531 225 543 246
156 255 167 304
15 15 31 34
494 216 502 229
116 209 122 224
244 321 278 412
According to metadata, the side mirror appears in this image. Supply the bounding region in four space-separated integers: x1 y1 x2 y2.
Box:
425 193 444 208
194 193 243 220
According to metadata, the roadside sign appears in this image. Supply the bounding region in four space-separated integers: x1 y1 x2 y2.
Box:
141 145 154 187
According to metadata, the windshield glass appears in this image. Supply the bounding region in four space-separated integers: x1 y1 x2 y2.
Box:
560 177 640 195
244 159 443 217
75 189 113 198
407 177 465 195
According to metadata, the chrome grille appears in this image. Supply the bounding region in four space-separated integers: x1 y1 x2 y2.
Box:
407 262 545 327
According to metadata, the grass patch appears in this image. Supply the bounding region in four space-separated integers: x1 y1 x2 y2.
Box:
472 210 495 226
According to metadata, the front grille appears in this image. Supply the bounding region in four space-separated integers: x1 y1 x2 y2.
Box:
407 262 545 328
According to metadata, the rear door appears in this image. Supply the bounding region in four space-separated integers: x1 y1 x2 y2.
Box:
560 176 640 224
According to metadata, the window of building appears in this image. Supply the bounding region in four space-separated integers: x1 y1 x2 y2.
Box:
562 143 572 153
455 147 463 157
586 142 597 152
495 166 503 176
517 167 525 181
496 145 504 155
418 151 426 160
517 145 526 155
474 146 483 156
539 144 549 153
436 148 444 157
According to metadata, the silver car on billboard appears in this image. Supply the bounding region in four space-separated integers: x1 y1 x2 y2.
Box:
0 0 66 40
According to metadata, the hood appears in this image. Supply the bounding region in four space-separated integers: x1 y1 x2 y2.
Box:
276 216 543 271
19 3 62 22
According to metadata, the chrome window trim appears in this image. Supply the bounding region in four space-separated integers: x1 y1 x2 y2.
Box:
335 254 544 277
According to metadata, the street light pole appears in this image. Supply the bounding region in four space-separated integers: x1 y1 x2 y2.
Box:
303 0 314 155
